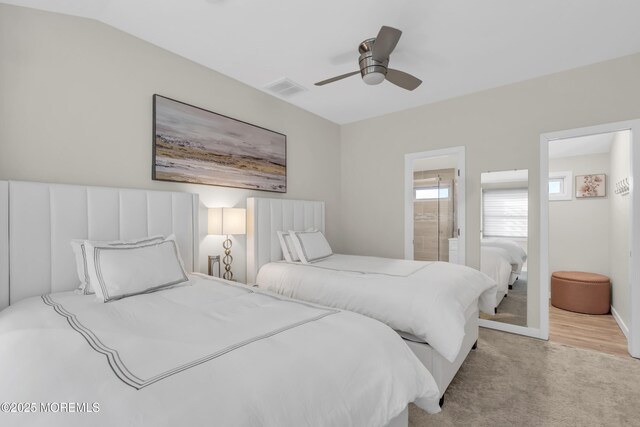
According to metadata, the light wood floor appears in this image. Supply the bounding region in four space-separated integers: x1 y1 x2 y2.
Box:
549 304 630 358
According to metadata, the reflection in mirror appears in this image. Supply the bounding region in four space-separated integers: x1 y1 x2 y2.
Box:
479 170 529 327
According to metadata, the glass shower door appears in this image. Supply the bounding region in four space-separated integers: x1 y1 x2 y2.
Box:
413 170 455 261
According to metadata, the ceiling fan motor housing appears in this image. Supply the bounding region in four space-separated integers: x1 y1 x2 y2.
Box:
314 27 421 91
358 38 388 85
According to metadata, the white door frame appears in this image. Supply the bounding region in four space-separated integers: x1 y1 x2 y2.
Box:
540 120 640 357
404 146 466 264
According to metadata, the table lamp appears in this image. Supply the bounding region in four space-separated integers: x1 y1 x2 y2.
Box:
208 207 246 280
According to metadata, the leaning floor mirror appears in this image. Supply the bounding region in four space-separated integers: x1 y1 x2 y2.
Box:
479 170 529 328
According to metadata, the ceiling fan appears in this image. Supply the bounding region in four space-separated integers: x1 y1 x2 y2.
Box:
315 26 422 91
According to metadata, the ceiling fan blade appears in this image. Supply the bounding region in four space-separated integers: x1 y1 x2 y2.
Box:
386 68 422 91
314 71 360 86
372 26 402 62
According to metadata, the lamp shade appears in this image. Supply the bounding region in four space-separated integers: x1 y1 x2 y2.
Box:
208 208 246 235
208 208 223 235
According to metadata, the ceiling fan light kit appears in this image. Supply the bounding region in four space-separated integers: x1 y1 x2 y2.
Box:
315 26 422 91
362 72 386 85
358 38 387 85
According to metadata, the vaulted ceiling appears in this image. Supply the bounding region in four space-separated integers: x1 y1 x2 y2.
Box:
4 0 640 124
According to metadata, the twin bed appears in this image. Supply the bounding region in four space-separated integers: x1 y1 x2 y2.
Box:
0 181 439 427
246 197 497 403
480 239 528 311
0 183 498 426
450 237 528 312
482 239 527 289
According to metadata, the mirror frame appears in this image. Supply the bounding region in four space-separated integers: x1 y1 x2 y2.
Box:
477 169 531 333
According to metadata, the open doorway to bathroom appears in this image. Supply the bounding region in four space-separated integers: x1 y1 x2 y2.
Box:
413 165 456 261
404 147 465 264
546 130 631 357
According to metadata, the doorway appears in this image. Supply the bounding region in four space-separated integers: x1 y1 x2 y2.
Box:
540 120 640 358
404 147 465 264
413 168 456 261
547 130 630 357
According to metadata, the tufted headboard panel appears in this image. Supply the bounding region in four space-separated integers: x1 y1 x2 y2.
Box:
0 181 199 309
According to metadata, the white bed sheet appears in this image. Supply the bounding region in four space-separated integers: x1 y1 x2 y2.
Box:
0 274 440 426
256 255 497 363
481 246 512 296
481 239 527 273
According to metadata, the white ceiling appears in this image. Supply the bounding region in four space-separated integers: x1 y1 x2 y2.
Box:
5 0 640 124
549 131 620 159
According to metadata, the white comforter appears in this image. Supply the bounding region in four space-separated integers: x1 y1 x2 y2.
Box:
481 239 527 272
0 274 440 426
257 255 497 363
481 246 513 293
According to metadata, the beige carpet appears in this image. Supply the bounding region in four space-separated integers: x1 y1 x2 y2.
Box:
480 273 527 327
409 328 640 426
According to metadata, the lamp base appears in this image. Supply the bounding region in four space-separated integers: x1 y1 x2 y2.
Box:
222 236 233 281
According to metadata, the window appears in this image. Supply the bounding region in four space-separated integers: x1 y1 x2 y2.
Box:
415 187 449 200
482 188 528 238
549 171 572 201
549 179 563 194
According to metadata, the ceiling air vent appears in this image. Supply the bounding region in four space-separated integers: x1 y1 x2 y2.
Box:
263 78 307 98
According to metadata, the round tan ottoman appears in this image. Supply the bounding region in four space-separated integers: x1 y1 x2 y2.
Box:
551 271 611 314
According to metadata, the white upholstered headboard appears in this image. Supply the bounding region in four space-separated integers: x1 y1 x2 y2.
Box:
246 197 324 285
0 181 199 309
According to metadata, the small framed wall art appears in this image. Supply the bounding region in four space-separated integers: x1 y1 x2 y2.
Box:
153 95 287 193
576 174 606 198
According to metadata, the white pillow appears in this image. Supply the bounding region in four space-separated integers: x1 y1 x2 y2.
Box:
84 235 188 303
71 235 165 295
289 230 333 264
277 231 301 262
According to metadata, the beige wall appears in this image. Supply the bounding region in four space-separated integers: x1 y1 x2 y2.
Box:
341 53 640 329
0 5 342 283
3 4 640 328
610 131 631 328
549 154 610 277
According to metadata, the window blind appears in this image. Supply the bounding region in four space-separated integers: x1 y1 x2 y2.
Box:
482 188 528 238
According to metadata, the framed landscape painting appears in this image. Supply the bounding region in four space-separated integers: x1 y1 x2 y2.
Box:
576 174 606 198
153 95 286 192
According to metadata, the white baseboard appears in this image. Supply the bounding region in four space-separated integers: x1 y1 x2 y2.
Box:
611 306 629 339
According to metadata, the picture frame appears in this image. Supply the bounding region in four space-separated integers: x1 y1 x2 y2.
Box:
152 94 287 193
575 174 606 198
208 255 221 278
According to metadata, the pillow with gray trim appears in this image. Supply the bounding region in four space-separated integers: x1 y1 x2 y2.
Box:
288 230 333 264
84 235 188 303
71 235 165 295
277 231 301 262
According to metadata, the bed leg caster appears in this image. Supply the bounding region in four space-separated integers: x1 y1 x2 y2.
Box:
509 285 513 290
439 396 445 407
494 308 497 315
472 340 478 350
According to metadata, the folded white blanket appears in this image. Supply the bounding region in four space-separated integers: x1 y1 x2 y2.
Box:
257 255 497 362
0 274 440 426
